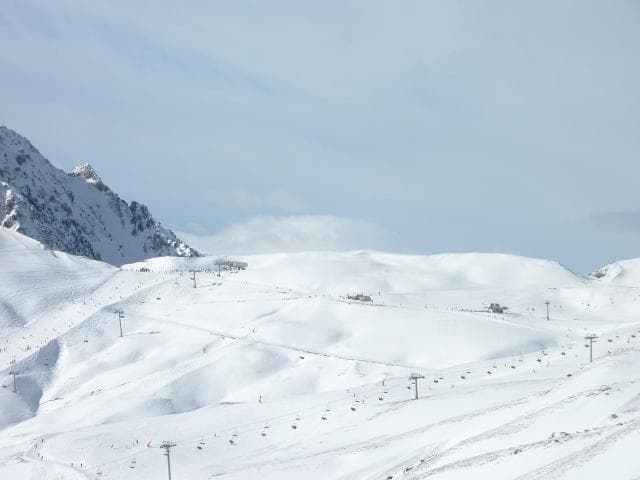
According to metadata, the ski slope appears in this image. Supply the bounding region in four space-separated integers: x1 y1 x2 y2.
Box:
1 228 640 479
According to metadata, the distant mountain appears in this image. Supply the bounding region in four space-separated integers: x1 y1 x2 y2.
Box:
0 126 198 265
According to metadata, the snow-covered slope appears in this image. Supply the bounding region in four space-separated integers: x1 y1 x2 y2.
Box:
0 227 115 328
2 237 640 479
0 126 198 265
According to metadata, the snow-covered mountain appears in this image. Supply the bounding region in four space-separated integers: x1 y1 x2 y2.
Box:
0 126 198 265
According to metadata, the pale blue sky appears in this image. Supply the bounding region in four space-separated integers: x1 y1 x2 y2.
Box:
1 1 639 272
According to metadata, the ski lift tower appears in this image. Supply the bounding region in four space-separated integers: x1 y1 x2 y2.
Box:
8 370 18 393
585 334 598 363
115 309 125 337
410 373 425 400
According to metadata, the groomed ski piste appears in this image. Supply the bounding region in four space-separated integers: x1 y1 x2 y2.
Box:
1 227 640 479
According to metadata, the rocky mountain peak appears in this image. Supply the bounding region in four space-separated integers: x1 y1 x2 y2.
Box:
69 163 103 185
0 127 199 265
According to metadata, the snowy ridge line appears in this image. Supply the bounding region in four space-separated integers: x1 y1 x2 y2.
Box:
252 337 431 370
157 316 431 371
192 295 308 305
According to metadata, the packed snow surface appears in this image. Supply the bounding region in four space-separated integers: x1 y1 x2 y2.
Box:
1 228 640 479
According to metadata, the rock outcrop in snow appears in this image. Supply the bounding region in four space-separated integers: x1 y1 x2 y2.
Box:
588 258 640 285
0 126 198 265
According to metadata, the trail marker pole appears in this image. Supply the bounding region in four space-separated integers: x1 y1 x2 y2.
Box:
585 334 598 363
160 441 177 480
190 270 197 288
545 301 550 321
410 373 425 400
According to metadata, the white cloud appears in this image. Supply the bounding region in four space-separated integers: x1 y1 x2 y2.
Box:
204 188 307 212
263 190 307 212
177 215 398 255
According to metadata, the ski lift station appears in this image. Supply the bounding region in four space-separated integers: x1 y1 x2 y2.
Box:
214 258 248 271
347 294 373 302
488 303 508 314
